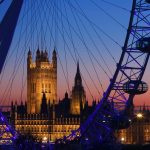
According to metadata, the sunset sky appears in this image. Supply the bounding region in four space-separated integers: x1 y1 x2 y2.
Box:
0 0 150 106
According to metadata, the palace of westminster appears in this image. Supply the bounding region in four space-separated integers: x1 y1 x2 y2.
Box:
9 48 96 142
4 48 150 144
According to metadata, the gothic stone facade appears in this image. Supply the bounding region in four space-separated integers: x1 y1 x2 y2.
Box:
27 49 57 114
115 107 150 144
13 91 94 142
12 53 92 142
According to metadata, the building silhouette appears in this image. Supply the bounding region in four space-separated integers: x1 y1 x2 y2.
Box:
70 62 86 115
115 105 150 144
8 49 150 144
11 49 96 142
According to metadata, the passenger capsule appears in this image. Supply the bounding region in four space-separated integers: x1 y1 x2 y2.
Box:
136 37 150 52
123 80 148 95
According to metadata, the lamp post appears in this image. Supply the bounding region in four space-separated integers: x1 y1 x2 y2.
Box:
136 113 143 119
136 112 144 144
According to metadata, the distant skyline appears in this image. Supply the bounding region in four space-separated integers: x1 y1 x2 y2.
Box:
0 0 150 106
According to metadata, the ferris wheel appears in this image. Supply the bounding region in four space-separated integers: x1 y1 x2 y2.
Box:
57 0 150 145
0 0 150 146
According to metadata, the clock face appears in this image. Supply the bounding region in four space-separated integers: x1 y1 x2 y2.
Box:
0 0 4 4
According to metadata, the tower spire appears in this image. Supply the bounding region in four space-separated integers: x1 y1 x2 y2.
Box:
75 61 82 86
70 61 86 115
52 48 57 59
52 47 57 68
40 92 48 114
27 48 32 68
27 49 57 113
77 61 80 74
28 48 31 56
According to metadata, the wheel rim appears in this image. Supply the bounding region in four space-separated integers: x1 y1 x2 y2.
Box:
65 0 150 144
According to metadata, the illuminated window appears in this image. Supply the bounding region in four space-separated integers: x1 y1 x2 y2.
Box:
45 84 47 92
31 83 36 93
49 84 51 93
42 83 44 92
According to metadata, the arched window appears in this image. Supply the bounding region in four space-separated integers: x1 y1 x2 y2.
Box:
31 83 36 93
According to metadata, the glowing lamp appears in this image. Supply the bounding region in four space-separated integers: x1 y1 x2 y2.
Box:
42 136 48 143
121 137 125 142
136 113 143 118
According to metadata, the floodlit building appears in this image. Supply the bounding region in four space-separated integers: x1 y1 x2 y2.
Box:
11 48 150 144
115 106 150 144
11 49 96 142
27 48 57 114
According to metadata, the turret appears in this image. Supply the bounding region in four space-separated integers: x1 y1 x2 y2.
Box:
15 101 18 120
40 92 48 114
52 48 57 68
92 100 96 107
25 101 27 113
70 62 86 115
41 50 49 62
36 48 41 67
48 99 51 120
10 101 15 125
75 62 82 86
36 48 49 64
44 50 48 62
65 91 68 99
52 100 55 123
27 49 32 68
27 48 57 114
41 50 44 60
11 101 14 111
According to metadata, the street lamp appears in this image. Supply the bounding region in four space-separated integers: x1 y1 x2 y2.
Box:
42 136 47 143
136 113 143 119
136 112 144 144
121 137 125 143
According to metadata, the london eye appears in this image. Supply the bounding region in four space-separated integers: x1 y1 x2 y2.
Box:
0 0 150 148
